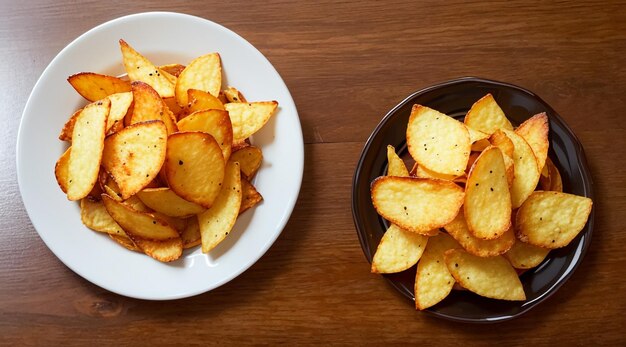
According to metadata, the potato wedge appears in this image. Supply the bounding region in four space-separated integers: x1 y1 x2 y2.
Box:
516 191 592 248
163 96 184 119
175 53 222 106
515 113 549 173
137 187 206 218
198 160 242 253
539 157 563 192
102 194 182 262
101 120 167 199
67 99 110 200
444 210 515 257
464 93 513 134
489 129 516 186
177 109 233 161
386 145 409 177
225 101 278 143
164 132 225 208
468 126 490 151
464 146 511 239
67 72 131 102
55 147 71 193
230 146 263 179
80 197 125 236
59 109 82 142
128 81 177 134
503 240 550 269
501 129 541 208
412 164 462 181
414 233 460 310
119 39 174 98
240 176 263 214
444 249 526 300
109 233 140 252
406 105 470 176
105 92 133 134
371 176 464 235
223 86 247 103
182 217 201 249
159 63 186 78
372 224 428 274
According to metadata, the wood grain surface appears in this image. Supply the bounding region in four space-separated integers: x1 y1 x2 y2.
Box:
2 0 625 345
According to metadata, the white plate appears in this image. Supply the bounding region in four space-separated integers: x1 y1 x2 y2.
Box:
16 12 303 300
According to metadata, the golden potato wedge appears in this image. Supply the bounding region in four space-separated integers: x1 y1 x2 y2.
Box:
464 146 511 239
158 63 185 78
414 233 460 310
175 53 222 106
198 160 242 253
119 39 174 98
188 88 225 111
109 233 140 252
177 109 233 161
137 187 206 218
80 197 125 236
129 82 177 134
101 120 167 199
223 86 247 103
67 99 110 200
412 164 463 181
67 72 131 102
503 240 550 269
163 96 184 119
464 93 513 134
371 176 464 235
386 145 409 177
444 249 526 300
164 132 225 208
102 194 182 262
539 157 563 192
515 112 549 173
516 191 592 249
468 126 490 151
105 92 133 134
229 146 263 179
489 129 516 187
444 210 515 257
501 129 541 208
182 217 201 249
372 224 428 274
55 147 71 193
59 109 82 142
225 101 278 143
240 176 263 214
406 105 470 176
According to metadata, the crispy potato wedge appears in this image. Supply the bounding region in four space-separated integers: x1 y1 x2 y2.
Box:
444 249 526 300
119 39 174 98
489 129 516 186
80 197 125 236
159 63 186 78
223 86 247 103
386 145 409 177
198 160 242 253
229 146 263 179
539 157 563 192
188 88 225 111
129 82 177 134
406 105 470 176
414 233 460 310
109 233 140 251
102 194 182 261
372 224 428 274
464 146 512 239
371 176 464 235
68 72 131 102
464 93 513 134
137 187 206 218
240 176 263 214
444 210 515 257
101 120 167 199
504 240 550 269
516 191 592 248
105 92 133 134
182 217 201 249
164 132 225 208
225 101 278 143
55 147 71 193
163 96 184 119
515 113 549 173
177 109 233 161
468 126 490 151
59 109 82 142
175 53 222 106
501 129 541 208
412 164 463 181
67 99 110 200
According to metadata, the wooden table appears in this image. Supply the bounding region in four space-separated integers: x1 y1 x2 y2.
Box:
2 1 625 345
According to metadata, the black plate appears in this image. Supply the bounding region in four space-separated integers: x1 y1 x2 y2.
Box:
351 77 595 323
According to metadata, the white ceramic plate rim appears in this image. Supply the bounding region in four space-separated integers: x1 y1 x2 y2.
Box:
16 12 303 300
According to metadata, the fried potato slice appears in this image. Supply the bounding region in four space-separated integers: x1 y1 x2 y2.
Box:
412 164 463 181
55 147 71 193
489 129 516 186
164 132 225 208
137 187 206 218
444 249 525 300
464 146 511 239
372 224 428 274
464 93 513 134
101 120 167 199
67 99 110 200
67 72 131 102
516 191 592 248
159 63 186 78
386 145 409 177
468 126 490 151
371 176 464 235
225 101 278 143
240 176 263 214
444 210 514 257
175 53 222 106
230 146 263 179
177 109 233 161
223 86 247 103
539 157 563 192
501 129 541 208
182 217 201 249
163 96 184 119
105 92 133 134
102 194 182 261
503 240 550 269
515 113 549 173
59 109 82 142
80 197 125 236
188 88 225 111
198 160 242 253
406 105 470 176
414 233 460 310
119 39 174 98
109 233 140 251
128 81 177 134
